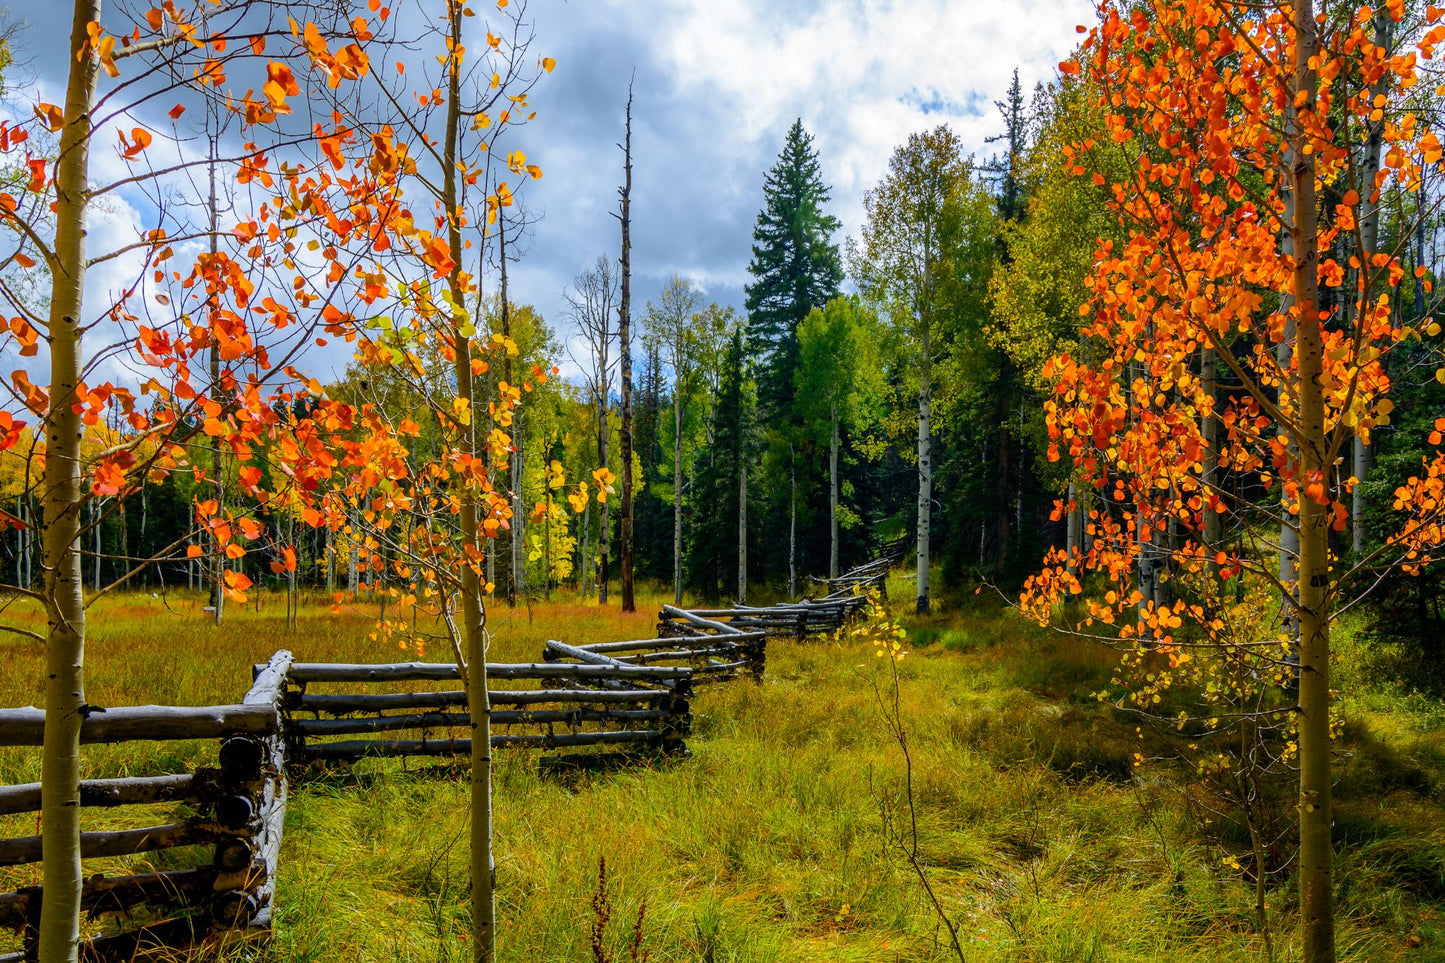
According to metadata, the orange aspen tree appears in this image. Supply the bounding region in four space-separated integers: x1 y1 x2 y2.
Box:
1021 3 1445 961
273 2 554 958
0 3 390 960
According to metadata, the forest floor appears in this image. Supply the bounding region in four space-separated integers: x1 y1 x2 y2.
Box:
1 576 1443 962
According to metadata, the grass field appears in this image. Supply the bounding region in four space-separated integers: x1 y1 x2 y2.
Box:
1 576 1443 962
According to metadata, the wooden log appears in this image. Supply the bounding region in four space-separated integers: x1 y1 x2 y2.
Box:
0 773 197 817
287 661 692 683
658 605 747 636
296 688 666 713
580 633 763 654
0 705 277 747
0 864 263 930
294 707 674 737
306 729 669 760
620 646 743 665
242 650 291 932
543 640 629 668
0 822 248 867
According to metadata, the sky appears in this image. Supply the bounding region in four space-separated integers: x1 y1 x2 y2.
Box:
10 0 1096 385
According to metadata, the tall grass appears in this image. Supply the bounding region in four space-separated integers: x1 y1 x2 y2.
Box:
0 585 1441 960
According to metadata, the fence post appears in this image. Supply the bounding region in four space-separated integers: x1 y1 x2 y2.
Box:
237 650 292 935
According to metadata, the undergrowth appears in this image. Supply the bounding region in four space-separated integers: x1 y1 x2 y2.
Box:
0 582 1439 960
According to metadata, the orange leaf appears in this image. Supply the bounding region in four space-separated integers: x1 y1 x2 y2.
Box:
35 104 64 132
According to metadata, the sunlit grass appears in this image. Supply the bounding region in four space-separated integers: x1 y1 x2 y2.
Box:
0 583 1441 960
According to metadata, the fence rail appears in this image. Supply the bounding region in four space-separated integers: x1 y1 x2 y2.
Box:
0 555 892 961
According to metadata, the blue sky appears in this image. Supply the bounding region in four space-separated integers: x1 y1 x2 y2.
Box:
11 0 1094 384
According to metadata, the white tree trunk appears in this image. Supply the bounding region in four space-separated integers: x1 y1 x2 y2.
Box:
39 3 99 959
510 410 524 606
673 396 683 605
916 355 932 614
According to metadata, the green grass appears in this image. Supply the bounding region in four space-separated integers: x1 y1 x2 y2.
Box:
1 583 1443 961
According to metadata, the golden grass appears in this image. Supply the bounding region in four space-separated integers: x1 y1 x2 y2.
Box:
0 584 1441 961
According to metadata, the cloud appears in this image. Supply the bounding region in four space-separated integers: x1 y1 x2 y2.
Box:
11 0 1096 388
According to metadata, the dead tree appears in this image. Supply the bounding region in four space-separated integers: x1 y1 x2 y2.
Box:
566 256 619 604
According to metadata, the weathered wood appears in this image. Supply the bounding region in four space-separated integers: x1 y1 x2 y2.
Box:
580 634 761 655
0 773 197 817
294 707 675 737
247 651 293 708
0 822 247 867
0 705 277 747
287 661 692 683
307 729 671 760
620 647 743 665
0 864 262 930
543 640 628 668
296 688 667 713
659 604 746 636
242 650 291 932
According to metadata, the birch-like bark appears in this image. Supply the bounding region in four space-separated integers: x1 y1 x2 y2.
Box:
441 5 494 955
598 400 610 605
39 3 100 959
916 330 932 614
1291 4 1334 957
499 214 523 609
673 391 683 605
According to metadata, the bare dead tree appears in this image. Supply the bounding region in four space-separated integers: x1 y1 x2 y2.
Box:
614 78 636 612
566 255 618 604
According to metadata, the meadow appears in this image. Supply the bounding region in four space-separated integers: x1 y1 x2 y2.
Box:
1 575 1442 962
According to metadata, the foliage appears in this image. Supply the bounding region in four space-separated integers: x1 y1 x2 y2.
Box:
744 119 844 413
1018 2 1445 959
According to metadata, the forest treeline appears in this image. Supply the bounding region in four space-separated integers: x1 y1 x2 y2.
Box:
3 66 1441 638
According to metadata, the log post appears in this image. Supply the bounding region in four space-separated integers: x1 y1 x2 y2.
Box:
237 650 291 935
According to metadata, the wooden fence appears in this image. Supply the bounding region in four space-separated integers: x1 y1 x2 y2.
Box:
284 661 693 767
0 650 290 962
0 555 891 960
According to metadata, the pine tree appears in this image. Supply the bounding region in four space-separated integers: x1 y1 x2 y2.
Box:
744 119 843 413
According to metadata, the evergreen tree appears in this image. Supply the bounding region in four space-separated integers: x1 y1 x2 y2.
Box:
744 119 844 413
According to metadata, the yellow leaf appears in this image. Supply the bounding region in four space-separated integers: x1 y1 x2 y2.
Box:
542 56 556 73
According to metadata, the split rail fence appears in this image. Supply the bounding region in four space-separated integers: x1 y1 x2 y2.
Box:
0 557 891 960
